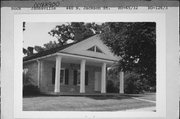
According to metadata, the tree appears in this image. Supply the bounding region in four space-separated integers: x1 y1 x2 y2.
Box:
23 48 28 55
33 22 101 52
34 46 44 53
48 24 74 46
34 41 60 53
48 22 101 43
100 22 156 86
70 22 101 41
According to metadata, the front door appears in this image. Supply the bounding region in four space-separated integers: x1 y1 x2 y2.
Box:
94 72 101 91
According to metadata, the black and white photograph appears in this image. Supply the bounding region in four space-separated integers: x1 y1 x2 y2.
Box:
11 13 167 119
1 0 179 119
22 22 156 111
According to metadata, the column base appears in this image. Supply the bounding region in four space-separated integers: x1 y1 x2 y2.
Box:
101 91 106 94
80 92 85 93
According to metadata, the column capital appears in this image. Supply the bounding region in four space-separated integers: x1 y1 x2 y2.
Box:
102 62 106 66
56 55 62 59
81 59 86 63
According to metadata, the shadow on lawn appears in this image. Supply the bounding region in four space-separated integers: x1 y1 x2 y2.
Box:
85 93 155 100
23 92 156 101
24 94 133 101
23 93 60 98
85 95 131 100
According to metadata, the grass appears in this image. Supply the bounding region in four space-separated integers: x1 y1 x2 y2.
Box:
124 93 156 101
23 94 155 111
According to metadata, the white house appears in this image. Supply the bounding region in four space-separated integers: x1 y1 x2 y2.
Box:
23 35 124 94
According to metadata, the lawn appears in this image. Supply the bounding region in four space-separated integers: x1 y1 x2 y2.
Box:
125 93 156 101
23 94 155 111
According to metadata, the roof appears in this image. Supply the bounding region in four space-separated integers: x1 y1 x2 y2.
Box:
23 35 97 61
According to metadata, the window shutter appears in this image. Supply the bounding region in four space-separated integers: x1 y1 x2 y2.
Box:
73 70 77 85
65 69 69 85
52 68 55 84
85 71 88 85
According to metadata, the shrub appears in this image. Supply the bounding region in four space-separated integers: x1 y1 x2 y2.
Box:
23 72 40 96
149 86 156 92
23 85 40 96
124 73 144 94
106 80 119 93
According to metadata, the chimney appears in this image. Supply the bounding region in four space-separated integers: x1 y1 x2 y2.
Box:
27 47 34 56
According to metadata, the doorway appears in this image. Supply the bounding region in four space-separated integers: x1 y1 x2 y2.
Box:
94 72 101 91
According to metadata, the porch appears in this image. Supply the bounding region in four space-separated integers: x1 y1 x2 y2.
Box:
35 52 125 94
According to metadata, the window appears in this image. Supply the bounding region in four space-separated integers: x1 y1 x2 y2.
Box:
73 70 78 85
52 68 55 84
60 69 65 84
73 70 88 86
64 69 69 85
77 70 80 85
96 46 103 53
87 46 95 51
52 68 69 85
85 71 88 85
87 45 104 53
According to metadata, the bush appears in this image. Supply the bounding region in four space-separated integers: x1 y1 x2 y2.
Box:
106 68 156 94
23 85 40 96
149 86 156 92
124 73 144 94
106 80 119 93
23 72 40 96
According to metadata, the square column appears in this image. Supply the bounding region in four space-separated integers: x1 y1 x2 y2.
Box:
54 55 62 93
101 63 106 93
37 60 41 88
80 59 86 93
119 71 124 94
39 61 44 91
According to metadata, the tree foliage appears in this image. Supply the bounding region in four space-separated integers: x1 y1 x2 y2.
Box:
100 22 156 86
48 22 101 44
34 46 44 53
32 22 101 53
124 72 144 94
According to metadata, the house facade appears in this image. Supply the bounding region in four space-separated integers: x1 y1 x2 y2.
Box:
23 35 124 94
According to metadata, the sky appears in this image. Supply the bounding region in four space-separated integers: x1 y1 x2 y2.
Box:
23 22 103 49
23 22 66 49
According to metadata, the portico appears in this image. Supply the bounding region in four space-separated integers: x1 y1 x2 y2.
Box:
52 54 109 94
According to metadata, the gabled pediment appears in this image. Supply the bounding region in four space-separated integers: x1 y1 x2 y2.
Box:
60 35 120 61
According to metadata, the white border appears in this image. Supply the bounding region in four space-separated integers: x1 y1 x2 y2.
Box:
14 13 166 118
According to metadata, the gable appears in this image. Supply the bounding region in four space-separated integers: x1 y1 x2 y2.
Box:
60 35 120 61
